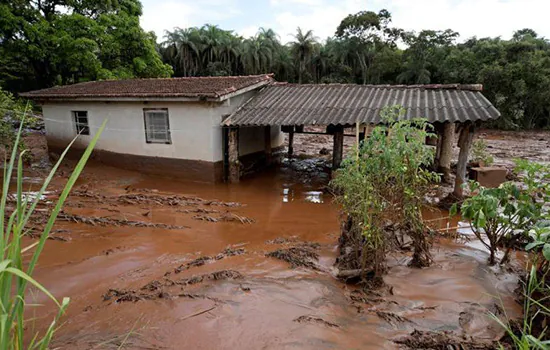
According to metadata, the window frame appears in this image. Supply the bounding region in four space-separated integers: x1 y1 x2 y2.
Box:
143 108 172 144
72 111 90 135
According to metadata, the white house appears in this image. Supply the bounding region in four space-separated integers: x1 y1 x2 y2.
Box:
22 75 284 182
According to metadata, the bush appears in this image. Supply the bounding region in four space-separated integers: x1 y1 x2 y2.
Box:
332 106 439 283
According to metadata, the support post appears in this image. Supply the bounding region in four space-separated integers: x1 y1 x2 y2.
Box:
332 125 344 169
453 123 474 197
438 122 455 184
264 125 272 165
288 130 294 158
228 126 240 184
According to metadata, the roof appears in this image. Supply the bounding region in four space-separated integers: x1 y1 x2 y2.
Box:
21 74 273 102
223 83 501 126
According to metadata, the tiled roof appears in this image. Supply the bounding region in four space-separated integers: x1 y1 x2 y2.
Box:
224 83 501 126
21 75 273 100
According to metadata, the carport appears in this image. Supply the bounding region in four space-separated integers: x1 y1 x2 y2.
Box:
222 83 501 197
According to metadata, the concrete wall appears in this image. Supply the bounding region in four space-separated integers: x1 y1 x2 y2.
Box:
41 92 284 164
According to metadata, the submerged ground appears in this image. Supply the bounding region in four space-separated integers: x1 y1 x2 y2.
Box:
11 129 550 349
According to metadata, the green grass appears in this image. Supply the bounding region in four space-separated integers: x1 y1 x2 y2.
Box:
0 105 105 349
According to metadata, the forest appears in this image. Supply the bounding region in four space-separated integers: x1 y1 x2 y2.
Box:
1 1 550 129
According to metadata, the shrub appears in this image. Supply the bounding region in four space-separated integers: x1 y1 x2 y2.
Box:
332 106 439 282
471 139 494 166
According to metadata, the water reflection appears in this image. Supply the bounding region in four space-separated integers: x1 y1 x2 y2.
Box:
282 188 324 204
304 191 323 204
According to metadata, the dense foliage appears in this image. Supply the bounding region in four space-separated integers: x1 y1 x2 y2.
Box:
332 107 439 283
2 3 550 129
0 0 172 93
159 12 550 129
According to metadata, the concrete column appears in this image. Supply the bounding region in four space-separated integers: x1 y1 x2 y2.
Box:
453 123 475 197
332 125 344 169
264 125 272 165
288 130 294 158
438 122 455 184
228 127 240 184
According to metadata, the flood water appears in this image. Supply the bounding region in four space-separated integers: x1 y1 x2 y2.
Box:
19 160 522 349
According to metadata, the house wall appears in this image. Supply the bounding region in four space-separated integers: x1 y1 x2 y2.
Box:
41 92 284 181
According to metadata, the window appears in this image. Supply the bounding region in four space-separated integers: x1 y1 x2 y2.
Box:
143 109 171 144
73 111 89 135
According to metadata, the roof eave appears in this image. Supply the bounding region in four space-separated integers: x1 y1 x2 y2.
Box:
22 79 271 103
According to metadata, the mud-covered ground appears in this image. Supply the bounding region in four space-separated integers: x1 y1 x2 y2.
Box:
292 127 550 169
5 129 549 349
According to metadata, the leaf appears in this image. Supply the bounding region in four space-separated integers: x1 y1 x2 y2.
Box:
543 243 550 261
449 203 458 217
526 242 544 251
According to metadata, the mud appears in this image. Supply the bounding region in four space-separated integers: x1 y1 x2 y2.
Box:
394 329 499 349
266 244 322 270
9 129 547 349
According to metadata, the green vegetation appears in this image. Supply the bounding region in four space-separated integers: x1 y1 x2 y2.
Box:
332 107 439 282
2 4 550 129
0 0 172 93
452 160 550 346
471 139 494 166
159 13 550 130
1 109 105 348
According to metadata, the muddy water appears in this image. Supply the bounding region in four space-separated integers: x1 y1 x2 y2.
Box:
19 161 522 349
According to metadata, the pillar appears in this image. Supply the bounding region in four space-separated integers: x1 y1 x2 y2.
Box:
264 125 272 165
438 122 455 184
288 130 294 158
332 125 344 169
453 123 475 197
228 126 240 184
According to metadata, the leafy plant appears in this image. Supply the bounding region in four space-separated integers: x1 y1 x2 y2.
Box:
452 160 550 265
471 139 494 166
491 266 550 350
1 106 105 348
332 106 439 282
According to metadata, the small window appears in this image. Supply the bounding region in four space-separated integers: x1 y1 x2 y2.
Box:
143 109 171 144
73 111 89 135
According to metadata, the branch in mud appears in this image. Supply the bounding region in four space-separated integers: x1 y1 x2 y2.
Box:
58 213 190 230
193 212 254 224
266 243 325 271
103 270 243 304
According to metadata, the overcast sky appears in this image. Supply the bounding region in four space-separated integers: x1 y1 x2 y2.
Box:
140 0 550 43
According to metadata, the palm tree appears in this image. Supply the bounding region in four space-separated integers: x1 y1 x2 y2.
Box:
290 28 318 83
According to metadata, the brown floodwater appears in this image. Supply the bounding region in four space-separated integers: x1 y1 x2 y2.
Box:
16 160 523 349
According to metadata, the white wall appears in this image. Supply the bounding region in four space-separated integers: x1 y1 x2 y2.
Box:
42 92 284 163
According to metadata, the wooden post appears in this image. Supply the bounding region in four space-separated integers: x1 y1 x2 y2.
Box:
288 130 294 158
453 123 474 197
439 122 455 184
228 127 240 184
332 125 344 169
264 125 272 165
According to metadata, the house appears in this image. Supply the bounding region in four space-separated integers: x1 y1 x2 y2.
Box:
21 75 284 182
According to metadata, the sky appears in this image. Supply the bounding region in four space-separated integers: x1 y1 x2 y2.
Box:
140 0 550 43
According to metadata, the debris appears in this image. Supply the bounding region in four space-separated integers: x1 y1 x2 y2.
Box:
394 330 498 349
193 212 254 224
375 311 414 326
266 246 321 270
170 247 246 274
265 236 299 244
179 306 217 321
294 315 339 328
175 270 243 286
58 213 189 230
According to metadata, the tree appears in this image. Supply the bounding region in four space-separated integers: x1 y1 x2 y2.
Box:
0 0 172 93
290 28 318 84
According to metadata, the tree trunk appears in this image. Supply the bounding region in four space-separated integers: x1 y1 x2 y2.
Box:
288 131 294 158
